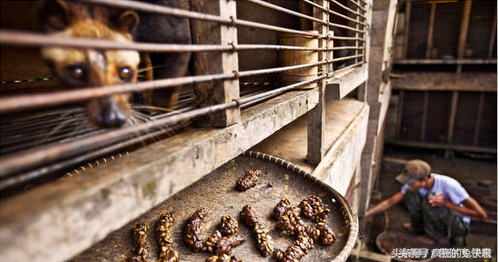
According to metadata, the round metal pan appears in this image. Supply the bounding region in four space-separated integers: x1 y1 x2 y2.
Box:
73 151 358 262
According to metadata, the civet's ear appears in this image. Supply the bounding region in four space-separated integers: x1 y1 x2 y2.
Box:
37 0 70 32
117 10 139 34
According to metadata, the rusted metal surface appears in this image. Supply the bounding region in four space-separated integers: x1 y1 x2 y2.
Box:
376 231 433 262
72 153 357 262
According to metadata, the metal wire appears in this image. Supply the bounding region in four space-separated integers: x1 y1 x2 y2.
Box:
349 0 366 12
0 0 369 188
303 0 365 26
330 0 366 18
0 74 327 178
83 0 320 37
246 0 326 26
1 30 326 52
0 61 329 113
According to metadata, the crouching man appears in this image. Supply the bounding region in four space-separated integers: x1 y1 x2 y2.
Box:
366 159 487 245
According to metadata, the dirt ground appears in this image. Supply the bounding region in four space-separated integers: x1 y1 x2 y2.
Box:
363 145 497 262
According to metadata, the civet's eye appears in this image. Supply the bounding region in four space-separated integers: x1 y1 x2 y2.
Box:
63 64 86 85
118 66 133 82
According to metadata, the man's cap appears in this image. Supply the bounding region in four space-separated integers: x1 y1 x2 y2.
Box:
395 159 431 184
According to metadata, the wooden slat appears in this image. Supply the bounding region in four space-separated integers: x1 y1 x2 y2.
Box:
457 0 472 73
396 90 404 139
394 58 497 64
402 1 411 59
386 139 497 154
488 8 497 59
392 72 497 92
307 0 328 165
426 3 437 59
421 91 428 141
326 64 368 99
473 92 485 146
190 0 240 127
447 91 459 144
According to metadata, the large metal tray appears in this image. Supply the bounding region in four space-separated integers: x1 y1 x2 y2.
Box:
73 151 358 262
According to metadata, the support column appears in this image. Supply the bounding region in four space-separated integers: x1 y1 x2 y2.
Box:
190 0 241 127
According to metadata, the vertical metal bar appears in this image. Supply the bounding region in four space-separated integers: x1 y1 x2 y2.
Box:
402 1 411 59
307 0 328 165
447 91 459 144
426 3 437 58
421 91 429 142
473 92 485 146
457 0 472 73
396 90 405 139
488 8 497 59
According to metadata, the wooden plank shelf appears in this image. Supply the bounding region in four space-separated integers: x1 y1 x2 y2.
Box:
392 72 497 92
0 89 318 262
326 64 368 100
252 99 369 196
394 58 497 65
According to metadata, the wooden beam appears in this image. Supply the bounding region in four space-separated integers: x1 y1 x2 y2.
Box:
421 91 429 142
488 8 497 59
190 0 240 127
392 72 497 92
394 58 497 64
402 1 411 59
307 0 328 165
458 0 472 59
426 3 437 58
326 65 368 99
457 0 472 73
473 92 485 146
386 139 497 154
447 91 459 144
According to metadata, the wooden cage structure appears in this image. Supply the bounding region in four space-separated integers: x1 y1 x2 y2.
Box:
0 1 388 261
387 0 497 154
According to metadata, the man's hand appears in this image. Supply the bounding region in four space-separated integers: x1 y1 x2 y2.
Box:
428 194 445 207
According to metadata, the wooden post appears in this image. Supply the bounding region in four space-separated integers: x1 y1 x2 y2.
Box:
426 3 436 59
447 91 459 144
421 91 428 142
190 0 240 127
473 92 485 146
457 0 472 73
307 0 328 165
488 8 497 59
402 1 411 59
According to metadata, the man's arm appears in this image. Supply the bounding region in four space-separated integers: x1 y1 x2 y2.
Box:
429 195 488 219
365 191 404 217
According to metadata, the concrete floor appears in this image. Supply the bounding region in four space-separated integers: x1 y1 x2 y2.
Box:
364 146 497 262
